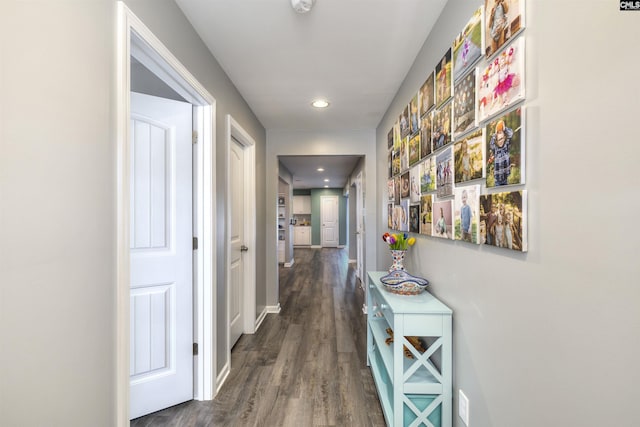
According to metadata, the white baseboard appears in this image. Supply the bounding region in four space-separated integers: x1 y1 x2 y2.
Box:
348 258 356 263
255 307 268 331
215 362 230 395
284 258 295 267
311 245 322 249
265 303 281 314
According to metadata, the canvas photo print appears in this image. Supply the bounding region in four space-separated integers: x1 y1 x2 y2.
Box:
453 70 477 138
454 185 481 244
453 6 483 82
387 127 394 149
420 113 432 159
454 129 484 184
420 194 433 236
400 136 409 172
409 204 420 233
477 37 525 122
400 171 410 199
387 203 394 229
419 72 435 116
479 190 527 251
436 147 454 198
432 199 453 240
435 49 452 108
400 105 410 138
420 157 436 194
410 165 421 203
408 133 421 167
432 102 452 151
394 176 401 204
387 150 392 178
484 0 525 58
392 149 400 177
387 178 395 201
485 106 524 187
399 199 410 232
410 94 420 136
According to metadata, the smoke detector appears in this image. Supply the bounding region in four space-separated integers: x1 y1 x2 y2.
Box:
291 0 315 14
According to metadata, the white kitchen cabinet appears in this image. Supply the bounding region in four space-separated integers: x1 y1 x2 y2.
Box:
292 196 311 214
293 226 311 246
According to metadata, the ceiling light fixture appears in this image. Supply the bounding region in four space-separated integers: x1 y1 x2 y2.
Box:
317 167 324 172
311 99 330 108
324 179 330 182
324 185 329 188
291 0 315 14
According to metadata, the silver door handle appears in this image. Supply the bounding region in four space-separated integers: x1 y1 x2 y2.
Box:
240 245 249 252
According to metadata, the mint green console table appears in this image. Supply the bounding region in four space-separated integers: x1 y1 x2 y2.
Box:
367 271 452 427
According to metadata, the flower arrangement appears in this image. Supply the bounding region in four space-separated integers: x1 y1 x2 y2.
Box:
382 232 416 250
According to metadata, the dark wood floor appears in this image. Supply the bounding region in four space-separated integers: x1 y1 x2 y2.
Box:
131 248 385 427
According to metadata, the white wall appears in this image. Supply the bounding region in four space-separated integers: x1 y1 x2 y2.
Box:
266 130 376 306
376 1 640 426
0 1 266 424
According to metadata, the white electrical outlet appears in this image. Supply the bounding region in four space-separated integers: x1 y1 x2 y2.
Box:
459 389 470 426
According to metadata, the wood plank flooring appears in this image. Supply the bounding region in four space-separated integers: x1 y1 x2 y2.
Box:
131 248 385 427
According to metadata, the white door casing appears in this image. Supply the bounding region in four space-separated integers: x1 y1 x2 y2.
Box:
229 138 245 348
129 92 193 419
355 171 364 282
321 195 339 247
117 4 217 425
224 114 257 381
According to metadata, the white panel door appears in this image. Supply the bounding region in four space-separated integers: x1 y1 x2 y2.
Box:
356 172 364 281
129 92 193 419
321 195 339 247
229 138 245 348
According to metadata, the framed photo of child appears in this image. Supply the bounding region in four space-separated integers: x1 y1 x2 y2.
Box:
436 147 454 198
400 105 410 139
454 129 484 184
435 49 452 108
400 136 409 172
479 190 527 251
399 199 410 232
453 70 477 138
392 149 400 177
454 185 481 244
432 199 453 240
484 0 525 59
410 94 420 136
484 106 525 187
419 72 435 116
409 204 420 233
477 37 525 122
420 157 436 194
420 194 433 236
410 165 421 203
387 203 394 229
387 127 394 149
432 102 452 151
453 6 483 82
400 171 410 199
408 133 421 167
394 176 401 205
420 113 432 159
387 178 395 202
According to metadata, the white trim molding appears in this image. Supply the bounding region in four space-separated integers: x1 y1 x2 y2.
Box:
116 3 217 424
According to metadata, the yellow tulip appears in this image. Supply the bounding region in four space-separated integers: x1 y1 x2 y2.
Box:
407 237 416 246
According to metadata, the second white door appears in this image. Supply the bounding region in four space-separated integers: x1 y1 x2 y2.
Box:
229 138 245 348
321 195 339 247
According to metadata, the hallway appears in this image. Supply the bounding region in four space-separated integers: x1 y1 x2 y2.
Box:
132 248 385 426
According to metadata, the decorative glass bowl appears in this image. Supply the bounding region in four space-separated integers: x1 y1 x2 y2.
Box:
380 270 429 295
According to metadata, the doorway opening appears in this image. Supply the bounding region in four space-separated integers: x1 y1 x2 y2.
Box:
116 3 216 424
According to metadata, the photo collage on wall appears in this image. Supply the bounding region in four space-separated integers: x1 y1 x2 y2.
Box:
385 0 528 252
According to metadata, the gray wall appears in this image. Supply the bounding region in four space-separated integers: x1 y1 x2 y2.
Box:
0 1 266 425
376 1 640 426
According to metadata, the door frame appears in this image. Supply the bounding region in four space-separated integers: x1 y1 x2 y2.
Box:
355 171 364 284
116 3 217 424
224 115 257 381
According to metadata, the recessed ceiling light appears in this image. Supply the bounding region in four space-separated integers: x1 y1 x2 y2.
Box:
324 179 330 182
317 167 324 172
324 185 329 188
311 99 330 108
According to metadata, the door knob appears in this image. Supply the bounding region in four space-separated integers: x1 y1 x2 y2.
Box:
240 245 249 252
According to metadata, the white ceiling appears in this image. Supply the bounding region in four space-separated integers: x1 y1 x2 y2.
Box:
174 0 448 187
279 155 362 189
